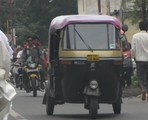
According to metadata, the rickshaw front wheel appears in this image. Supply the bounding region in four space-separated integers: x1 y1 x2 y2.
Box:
112 96 121 114
89 96 98 119
46 96 55 115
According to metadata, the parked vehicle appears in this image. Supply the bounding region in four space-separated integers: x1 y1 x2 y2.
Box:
132 58 136 69
17 64 24 90
11 62 21 88
24 56 41 97
132 58 136 75
42 15 124 119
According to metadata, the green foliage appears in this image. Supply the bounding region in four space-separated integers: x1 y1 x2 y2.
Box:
123 0 148 24
131 75 138 87
15 0 78 46
0 0 78 46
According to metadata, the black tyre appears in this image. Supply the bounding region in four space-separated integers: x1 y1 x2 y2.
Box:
31 78 37 97
15 76 19 88
112 97 121 114
112 72 122 114
25 81 30 93
89 96 98 119
46 96 54 115
19 76 23 90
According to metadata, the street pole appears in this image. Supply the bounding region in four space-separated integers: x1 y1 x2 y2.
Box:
98 0 101 14
142 0 146 20
12 28 16 46
106 0 110 15
7 0 15 47
119 8 124 24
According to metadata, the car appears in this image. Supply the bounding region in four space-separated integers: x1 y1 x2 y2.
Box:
132 58 136 70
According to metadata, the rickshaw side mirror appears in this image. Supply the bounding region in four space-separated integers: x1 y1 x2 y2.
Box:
122 24 128 33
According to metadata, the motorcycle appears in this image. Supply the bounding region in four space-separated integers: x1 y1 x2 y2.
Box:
24 57 41 97
11 62 21 88
17 65 24 90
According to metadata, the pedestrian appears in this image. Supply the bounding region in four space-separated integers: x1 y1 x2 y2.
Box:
0 31 16 120
0 30 13 58
132 20 148 101
42 48 48 80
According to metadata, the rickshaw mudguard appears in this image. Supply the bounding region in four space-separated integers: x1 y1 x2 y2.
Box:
42 80 49 104
83 86 100 96
42 79 55 104
47 79 55 98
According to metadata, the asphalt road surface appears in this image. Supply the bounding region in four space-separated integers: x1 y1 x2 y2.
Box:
8 88 148 120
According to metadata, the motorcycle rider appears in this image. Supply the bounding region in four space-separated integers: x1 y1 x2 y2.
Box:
21 36 45 92
32 35 42 49
14 47 23 88
12 46 23 88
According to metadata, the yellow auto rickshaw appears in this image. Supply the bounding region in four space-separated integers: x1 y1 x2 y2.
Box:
43 15 124 119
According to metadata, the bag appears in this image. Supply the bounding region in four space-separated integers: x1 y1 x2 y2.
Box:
0 80 16 103
0 69 16 111
0 102 12 120
0 79 16 120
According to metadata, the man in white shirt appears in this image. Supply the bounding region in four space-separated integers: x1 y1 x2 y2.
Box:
0 30 16 120
132 20 148 101
0 30 13 58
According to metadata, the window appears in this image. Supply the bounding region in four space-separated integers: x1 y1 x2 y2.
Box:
62 23 120 50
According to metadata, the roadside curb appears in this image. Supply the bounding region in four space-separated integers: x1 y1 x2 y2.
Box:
122 86 141 98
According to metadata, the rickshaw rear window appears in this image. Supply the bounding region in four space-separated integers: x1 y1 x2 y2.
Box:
62 23 120 50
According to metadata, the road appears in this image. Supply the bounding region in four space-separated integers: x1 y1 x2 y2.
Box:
8 88 148 120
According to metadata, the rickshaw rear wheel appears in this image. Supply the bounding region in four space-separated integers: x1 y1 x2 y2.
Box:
112 96 121 114
89 96 98 119
46 96 55 115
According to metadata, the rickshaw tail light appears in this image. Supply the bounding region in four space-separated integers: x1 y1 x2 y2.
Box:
60 60 72 64
113 60 123 65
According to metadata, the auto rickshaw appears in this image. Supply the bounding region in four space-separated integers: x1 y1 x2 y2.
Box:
43 15 123 119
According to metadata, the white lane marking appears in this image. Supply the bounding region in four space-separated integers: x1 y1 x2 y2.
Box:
10 109 28 120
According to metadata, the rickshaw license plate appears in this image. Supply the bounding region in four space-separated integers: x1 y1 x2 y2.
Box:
87 55 99 61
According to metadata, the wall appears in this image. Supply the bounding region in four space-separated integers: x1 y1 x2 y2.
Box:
77 0 98 15
77 0 123 15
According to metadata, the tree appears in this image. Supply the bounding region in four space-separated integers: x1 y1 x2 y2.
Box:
0 0 78 46
15 0 78 46
123 0 148 24
0 0 13 32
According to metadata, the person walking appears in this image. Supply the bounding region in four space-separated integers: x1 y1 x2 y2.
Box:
0 30 16 120
132 20 148 101
0 30 13 58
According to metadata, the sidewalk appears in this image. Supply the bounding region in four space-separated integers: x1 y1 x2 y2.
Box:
8 116 16 120
122 85 141 97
